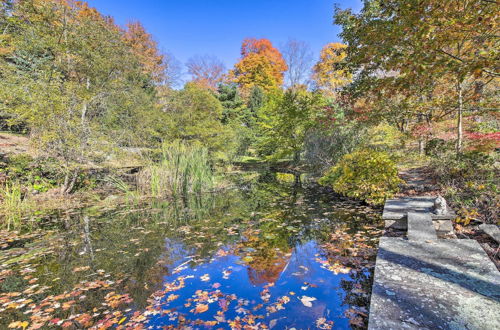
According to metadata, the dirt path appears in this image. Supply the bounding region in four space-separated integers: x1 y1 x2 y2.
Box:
0 132 29 156
397 166 440 197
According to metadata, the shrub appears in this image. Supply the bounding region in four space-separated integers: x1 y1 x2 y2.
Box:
303 124 366 176
425 138 448 156
319 149 402 205
364 123 404 151
430 151 498 224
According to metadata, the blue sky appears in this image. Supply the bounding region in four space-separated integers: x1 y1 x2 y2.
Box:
87 0 362 71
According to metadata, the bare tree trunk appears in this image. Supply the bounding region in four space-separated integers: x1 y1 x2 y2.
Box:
60 173 70 195
60 170 79 195
417 113 425 155
456 80 464 155
293 149 301 166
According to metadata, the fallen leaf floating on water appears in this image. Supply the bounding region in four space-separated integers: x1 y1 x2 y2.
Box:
166 294 179 302
222 269 232 279
299 295 316 307
8 321 29 329
72 266 90 272
316 317 334 329
194 303 209 314
200 274 210 282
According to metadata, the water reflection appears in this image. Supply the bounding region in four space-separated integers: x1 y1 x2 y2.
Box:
0 172 382 329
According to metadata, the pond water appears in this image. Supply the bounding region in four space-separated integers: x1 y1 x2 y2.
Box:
0 173 383 329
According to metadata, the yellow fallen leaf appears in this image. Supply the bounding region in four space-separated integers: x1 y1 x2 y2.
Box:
118 317 127 325
8 321 29 329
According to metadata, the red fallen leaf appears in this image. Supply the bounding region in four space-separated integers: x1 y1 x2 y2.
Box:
61 321 73 328
49 318 61 324
212 282 221 289
219 298 228 311
75 313 93 327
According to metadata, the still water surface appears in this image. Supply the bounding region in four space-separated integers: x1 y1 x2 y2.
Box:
0 173 382 329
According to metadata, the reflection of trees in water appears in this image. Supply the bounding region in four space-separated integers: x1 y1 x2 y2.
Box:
246 251 291 285
238 224 293 285
339 270 373 329
31 172 380 322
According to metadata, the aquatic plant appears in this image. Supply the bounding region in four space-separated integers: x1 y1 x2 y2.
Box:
138 141 214 199
0 183 32 229
104 175 142 206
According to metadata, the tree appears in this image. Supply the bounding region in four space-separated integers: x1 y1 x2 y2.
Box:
124 21 166 84
186 55 226 91
0 0 161 193
217 83 245 123
335 0 499 154
162 83 236 159
257 88 324 165
312 43 352 94
247 86 265 124
231 38 288 93
281 39 313 89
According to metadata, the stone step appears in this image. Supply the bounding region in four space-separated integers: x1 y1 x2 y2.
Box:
368 237 500 329
407 211 437 241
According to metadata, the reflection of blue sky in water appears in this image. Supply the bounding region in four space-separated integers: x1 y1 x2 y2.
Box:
148 239 354 329
0 175 380 329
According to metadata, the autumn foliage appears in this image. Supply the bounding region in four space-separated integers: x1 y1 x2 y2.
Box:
231 38 287 92
186 55 226 91
312 43 352 93
124 21 166 83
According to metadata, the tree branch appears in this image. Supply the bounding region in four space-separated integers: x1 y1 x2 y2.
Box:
438 49 500 77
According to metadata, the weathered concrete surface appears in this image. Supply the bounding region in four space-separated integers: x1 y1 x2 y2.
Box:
383 197 456 230
407 212 437 241
368 237 500 330
479 224 500 244
435 220 454 235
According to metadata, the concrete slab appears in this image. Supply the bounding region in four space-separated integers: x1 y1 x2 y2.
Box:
479 224 500 244
368 237 500 330
435 220 454 234
407 212 437 241
383 197 456 230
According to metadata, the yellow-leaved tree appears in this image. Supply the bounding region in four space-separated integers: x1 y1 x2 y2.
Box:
312 43 352 95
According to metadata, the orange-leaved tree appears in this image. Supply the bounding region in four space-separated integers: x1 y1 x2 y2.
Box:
186 55 226 91
124 21 165 83
231 38 287 93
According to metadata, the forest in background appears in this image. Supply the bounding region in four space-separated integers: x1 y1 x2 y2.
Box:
0 0 498 227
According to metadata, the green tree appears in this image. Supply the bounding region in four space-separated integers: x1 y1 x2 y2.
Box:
257 88 324 164
163 83 236 160
0 0 162 193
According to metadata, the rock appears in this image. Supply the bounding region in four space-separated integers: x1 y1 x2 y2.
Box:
479 224 500 244
433 195 447 215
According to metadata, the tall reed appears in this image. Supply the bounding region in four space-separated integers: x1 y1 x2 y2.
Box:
138 141 214 199
0 183 31 229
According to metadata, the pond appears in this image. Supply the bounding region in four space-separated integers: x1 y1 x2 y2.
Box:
0 173 383 329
